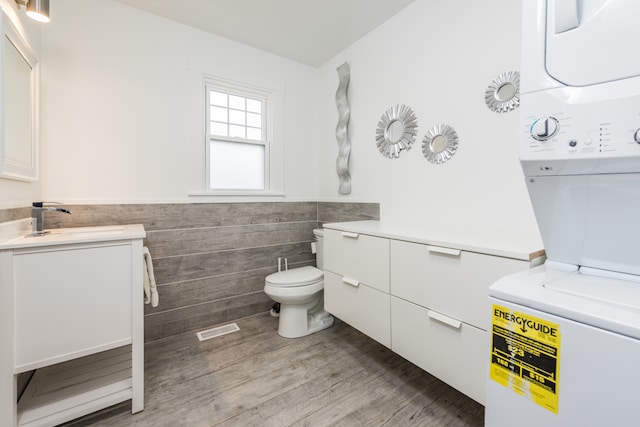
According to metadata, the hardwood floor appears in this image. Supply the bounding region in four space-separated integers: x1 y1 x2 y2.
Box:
62 313 484 426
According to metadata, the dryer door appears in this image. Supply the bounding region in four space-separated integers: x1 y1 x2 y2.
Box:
545 0 640 87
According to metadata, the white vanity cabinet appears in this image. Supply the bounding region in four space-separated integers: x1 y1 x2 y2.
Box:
391 240 534 331
322 221 544 404
390 240 540 404
14 243 134 370
390 296 487 403
0 223 146 427
323 229 391 347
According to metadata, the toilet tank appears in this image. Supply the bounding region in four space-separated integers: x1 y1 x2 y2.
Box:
313 229 324 270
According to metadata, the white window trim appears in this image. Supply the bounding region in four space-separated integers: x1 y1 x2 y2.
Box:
194 74 284 197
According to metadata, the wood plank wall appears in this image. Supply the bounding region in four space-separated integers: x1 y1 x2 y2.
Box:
0 207 30 223
5 202 379 342
318 201 379 224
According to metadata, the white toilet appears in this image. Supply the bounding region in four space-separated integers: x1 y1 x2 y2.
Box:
264 229 334 338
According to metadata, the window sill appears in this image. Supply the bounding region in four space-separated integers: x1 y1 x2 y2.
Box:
188 191 285 198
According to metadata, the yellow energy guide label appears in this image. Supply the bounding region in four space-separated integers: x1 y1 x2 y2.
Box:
489 304 561 414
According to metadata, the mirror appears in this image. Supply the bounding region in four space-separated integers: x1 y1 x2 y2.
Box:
422 124 459 164
385 120 405 144
495 82 517 102
375 104 418 159
485 70 520 113
430 135 447 153
0 12 39 181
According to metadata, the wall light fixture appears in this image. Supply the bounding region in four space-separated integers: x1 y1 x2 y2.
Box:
14 0 50 23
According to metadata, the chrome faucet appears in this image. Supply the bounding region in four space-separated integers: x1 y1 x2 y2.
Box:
31 202 72 235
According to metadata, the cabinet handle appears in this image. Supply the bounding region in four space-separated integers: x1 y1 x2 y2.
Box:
341 277 360 288
427 245 461 257
341 231 359 239
427 310 462 329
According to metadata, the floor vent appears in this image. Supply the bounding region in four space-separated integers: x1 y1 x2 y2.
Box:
196 323 240 341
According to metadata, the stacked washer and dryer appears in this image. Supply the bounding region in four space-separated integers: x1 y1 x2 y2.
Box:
486 1 640 425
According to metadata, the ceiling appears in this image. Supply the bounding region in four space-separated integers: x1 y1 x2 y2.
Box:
112 0 416 67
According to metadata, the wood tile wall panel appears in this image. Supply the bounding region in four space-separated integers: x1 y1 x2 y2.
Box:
0 201 379 342
144 261 313 314
146 221 316 258
318 202 380 224
153 242 314 284
0 207 30 223
144 292 273 342
44 202 317 231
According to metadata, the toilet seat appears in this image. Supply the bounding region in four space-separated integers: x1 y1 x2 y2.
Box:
265 266 323 287
263 265 333 338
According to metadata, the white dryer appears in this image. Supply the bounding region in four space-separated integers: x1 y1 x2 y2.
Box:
486 1 640 425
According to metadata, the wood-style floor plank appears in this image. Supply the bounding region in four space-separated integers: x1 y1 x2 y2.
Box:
61 313 484 426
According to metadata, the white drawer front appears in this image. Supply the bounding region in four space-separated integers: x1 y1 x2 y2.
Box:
391 240 528 330
391 296 486 404
324 270 390 348
324 229 389 292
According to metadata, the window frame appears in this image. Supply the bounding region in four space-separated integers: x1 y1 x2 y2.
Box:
204 76 274 193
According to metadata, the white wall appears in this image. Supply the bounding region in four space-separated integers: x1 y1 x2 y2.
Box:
0 0 41 208
3 0 542 241
317 0 540 237
38 0 319 203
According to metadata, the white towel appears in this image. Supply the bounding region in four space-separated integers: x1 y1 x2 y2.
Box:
143 246 159 307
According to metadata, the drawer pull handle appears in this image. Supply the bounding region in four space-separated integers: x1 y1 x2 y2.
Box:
427 246 461 257
427 310 462 329
342 277 360 288
341 231 360 239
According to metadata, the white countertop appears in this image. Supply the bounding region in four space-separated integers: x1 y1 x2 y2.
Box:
0 221 146 250
323 220 545 261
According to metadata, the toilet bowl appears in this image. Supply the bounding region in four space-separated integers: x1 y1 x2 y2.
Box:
263 230 334 338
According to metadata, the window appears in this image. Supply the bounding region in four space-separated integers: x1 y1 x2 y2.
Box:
205 77 273 191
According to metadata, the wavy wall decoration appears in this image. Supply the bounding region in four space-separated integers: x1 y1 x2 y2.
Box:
335 62 351 194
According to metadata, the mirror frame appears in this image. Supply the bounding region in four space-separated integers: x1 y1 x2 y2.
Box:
484 70 520 113
422 123 459 164
0 11 39 181
375 104 418 159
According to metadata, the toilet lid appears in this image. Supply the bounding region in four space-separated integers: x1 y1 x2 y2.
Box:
265 266 323 287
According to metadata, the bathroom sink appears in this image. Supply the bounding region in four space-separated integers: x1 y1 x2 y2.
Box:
0 222 144 249
0 218 32 245
48 226 126 237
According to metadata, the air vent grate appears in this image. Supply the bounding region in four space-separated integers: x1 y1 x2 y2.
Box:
196 323 240 341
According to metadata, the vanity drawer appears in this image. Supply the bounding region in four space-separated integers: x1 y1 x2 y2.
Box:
324 270 390 348
324 228 389 293
391 296 486 404
391 240 528 330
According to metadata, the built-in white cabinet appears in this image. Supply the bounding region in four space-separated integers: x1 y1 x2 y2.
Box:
324 229 390 347
323 221 544 404
324 229 389 292
0 223 146 427
391 240 533 331
391 296 487 403
324 271 390 347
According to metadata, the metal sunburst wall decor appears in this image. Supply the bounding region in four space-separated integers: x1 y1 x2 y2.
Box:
422 124 459 164
485 70 520 113
375 104 418 159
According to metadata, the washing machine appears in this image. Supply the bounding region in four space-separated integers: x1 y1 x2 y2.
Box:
485 1 640 425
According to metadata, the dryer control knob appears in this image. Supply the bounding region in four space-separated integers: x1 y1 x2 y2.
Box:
634 129 640 144
531 117 559 141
